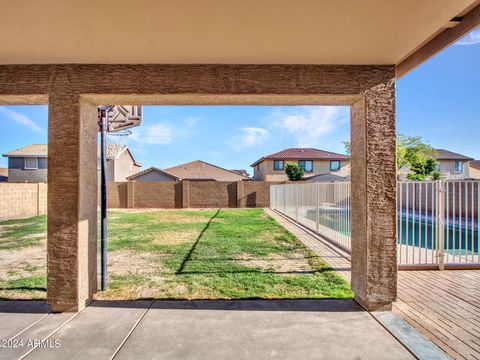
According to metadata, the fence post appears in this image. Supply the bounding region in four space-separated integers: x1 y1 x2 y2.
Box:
437 180 445 270
127 181 135 208
315 182 319 234
295 183 299 221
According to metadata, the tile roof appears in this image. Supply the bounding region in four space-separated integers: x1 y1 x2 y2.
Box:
434 149 473 161
3 144 48 157
470 160 480 170
2 143 138 163
251 148 349 167
164 160 250 181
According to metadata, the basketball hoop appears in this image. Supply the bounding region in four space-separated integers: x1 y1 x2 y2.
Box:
107 129 132 147
97 105 142 291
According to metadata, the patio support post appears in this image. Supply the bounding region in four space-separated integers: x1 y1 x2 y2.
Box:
350 78 397 311
47 94 98 312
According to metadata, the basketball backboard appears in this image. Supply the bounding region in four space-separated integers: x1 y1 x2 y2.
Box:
102 105 142 132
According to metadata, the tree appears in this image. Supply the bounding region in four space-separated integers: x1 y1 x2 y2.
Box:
342 140 351 155
285 162 304 181
401 135 439 181
341 134 440 180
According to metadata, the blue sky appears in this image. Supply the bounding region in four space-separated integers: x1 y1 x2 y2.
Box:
0 29 479 175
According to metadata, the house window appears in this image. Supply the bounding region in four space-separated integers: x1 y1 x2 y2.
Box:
455 161 463 173
298 160 313 172
330 160 341 171
24 157 38 169
273 160 284 171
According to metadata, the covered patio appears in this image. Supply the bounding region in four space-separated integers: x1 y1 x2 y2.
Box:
0 2 479 357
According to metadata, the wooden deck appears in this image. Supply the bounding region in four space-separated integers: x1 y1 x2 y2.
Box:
267 209 480 360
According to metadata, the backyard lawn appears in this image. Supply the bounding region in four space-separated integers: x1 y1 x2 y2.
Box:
0 208 352 300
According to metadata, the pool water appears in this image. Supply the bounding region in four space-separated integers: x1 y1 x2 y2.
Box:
305 209 479 254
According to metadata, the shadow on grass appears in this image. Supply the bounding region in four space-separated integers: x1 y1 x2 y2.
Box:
176 209 220 274
0 286 46 292
176 268 338 275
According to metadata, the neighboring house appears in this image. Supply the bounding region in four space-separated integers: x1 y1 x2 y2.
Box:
101 144 142 182
303 173 350 183
469 160 480 179
127 160 250 182
0 167 8 182
398 148 473 180
250 148 350 181
230 169 250 178
126 167 180 182
3 144 141 183
3 144 48 183
434 149 472 180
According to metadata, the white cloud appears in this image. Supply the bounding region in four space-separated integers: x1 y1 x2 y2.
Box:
268 106 348 147
0 106 45 134
231 127 270 151
129 117 198 145
455 29 480 46
131 123 172 144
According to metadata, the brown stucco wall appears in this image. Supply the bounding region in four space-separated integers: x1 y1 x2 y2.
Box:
0 64 396 312
350 79 397 311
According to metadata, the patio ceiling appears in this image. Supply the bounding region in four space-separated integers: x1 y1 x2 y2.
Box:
0 0 478 68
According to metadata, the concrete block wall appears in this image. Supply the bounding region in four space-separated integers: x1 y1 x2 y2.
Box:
0 183 47 220
106 180 273 209
133 182 183 208
187 181 237 208
106 182 127 208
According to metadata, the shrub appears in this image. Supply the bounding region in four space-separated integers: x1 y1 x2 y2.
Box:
285 162 304 181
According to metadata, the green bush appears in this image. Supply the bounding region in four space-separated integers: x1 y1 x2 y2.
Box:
285 162 304 181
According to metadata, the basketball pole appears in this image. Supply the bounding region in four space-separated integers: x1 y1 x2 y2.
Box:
98 105 113 291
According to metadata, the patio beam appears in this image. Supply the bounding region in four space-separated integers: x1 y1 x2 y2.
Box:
0 64 393 99
396 3 480 78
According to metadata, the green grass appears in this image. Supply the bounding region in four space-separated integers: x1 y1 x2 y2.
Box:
103 208 353 300
0 275 47 300
0 209 353 300
0 215 47 250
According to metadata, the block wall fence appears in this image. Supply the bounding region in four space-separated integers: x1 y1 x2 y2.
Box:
0 183 47 220
107 180 273 209
0 180 273 220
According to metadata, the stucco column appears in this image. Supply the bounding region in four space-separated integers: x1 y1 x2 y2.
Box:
47 93 98 312
350 78 397 311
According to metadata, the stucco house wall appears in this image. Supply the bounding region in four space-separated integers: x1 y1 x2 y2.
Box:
253 159 350 181
438 159 470 179
132 171 177 182
470 163 480 179
112 150 142 182
8 157 48 183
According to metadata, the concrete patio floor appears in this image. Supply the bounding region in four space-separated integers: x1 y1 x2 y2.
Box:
0 299 415 360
